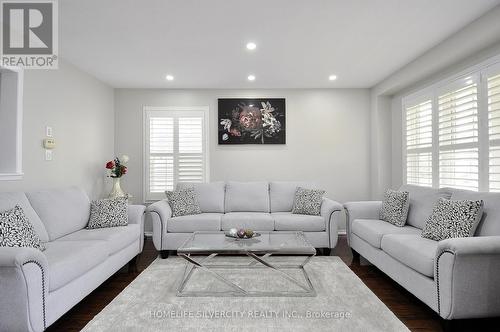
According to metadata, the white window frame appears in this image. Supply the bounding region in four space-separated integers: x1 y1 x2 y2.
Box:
143 106 210 202
402 53 500 191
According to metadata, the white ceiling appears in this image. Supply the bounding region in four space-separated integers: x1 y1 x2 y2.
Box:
60 0 500 88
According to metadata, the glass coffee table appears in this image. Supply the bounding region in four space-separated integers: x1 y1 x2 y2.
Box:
176 231 316 297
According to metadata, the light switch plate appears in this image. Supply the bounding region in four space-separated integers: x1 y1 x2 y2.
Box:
46 126 53 137
45 150 52 161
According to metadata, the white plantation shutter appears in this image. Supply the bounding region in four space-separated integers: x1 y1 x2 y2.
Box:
178 117 204 183
488 71 500 191
405 100 433 187
144 108 208 201
438 79 479 190
148 117 174 193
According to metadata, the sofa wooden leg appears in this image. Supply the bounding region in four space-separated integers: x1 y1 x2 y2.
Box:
441 319 454 332
160 250 169 259
351 248 360 261
128 255 138 273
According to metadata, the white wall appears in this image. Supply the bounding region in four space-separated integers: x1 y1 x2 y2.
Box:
0 61 115 198
0 70 20 173
114 88 371 231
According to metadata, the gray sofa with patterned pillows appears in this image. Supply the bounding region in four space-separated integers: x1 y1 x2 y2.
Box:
344 184 500 321
0 187 145 332
147 181 343 256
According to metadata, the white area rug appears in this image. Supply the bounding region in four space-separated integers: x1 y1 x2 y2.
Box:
82 256 409 332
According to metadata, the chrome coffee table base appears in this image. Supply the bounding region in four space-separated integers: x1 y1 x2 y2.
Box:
177 253 316 297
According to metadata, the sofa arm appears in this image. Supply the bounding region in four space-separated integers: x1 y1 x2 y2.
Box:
343 201 382 244
435 236 500 319
146 200 172 251
0 247 49 332
128 205 145 252
321 198 343 248
128 204 146 224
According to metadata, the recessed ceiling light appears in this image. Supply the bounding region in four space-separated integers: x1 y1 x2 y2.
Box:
329 75 337 81
247 74 256 81
246 42 257 50
165 74 174 81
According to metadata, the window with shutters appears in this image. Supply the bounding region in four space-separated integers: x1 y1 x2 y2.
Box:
144 107 209 201
402 56 500 192
438 79 479 190
405 100 433 187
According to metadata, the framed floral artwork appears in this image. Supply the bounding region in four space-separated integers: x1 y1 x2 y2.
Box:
218 98 286 144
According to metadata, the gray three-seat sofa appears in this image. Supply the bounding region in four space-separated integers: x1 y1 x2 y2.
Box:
0 187 145 332
148 181 343 257
345 184 500 321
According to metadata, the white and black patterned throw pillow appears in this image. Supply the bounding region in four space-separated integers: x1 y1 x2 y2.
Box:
380 189 410 227
292 187 326 216
87 197 128 229
165 188 201 217
0 205 45 251
421 198 484 241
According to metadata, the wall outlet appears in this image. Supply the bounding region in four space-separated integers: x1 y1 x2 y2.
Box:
46 126 53 137
45 150 52 161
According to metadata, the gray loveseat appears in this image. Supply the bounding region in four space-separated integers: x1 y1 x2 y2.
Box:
0 187 145 332
344 184 500 321
148 181 343 257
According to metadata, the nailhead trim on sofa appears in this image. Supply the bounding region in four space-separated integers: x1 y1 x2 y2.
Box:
435 249 455 319
22 260 47 330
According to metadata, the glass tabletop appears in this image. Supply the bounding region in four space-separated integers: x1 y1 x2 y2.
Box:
177 231 316 255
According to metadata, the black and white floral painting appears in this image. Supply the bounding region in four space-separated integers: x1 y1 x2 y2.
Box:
218 98 286 144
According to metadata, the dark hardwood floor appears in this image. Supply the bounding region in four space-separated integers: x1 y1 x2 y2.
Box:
47 235 500 332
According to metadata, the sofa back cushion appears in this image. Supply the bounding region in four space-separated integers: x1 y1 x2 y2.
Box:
0 192 49 242
450 189 500 236
269 181 316 212
177 182 225 213
27 187 91 240
398 184 452 229
225 181 270 213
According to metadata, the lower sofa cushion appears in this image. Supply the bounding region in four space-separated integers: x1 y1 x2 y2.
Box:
57 224 140 255
351 219 421 249
44 240 109 291
167 213 222 232
381 234 438 278
221 212 274 231
273 212 325 231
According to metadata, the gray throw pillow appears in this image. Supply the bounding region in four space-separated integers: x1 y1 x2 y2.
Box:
166 187 201 217
380 189 410 227
0 205 45 251
421 198 484 241
87 197 128 229
292 187 325 216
